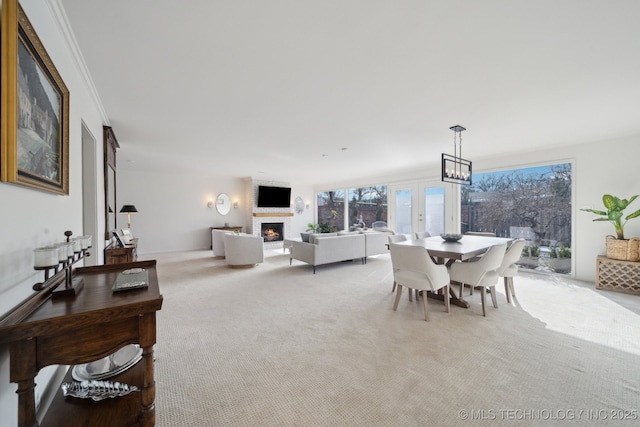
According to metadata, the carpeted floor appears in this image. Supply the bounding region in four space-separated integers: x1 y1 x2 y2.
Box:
149 249 640 426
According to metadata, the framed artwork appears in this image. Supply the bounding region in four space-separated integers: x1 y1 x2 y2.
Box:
1 0 70 194
121 228 132 244
112 231 125 248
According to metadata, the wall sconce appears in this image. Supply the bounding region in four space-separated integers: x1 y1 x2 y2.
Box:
306 202 310 209
207 199 214 208
233 201 239 209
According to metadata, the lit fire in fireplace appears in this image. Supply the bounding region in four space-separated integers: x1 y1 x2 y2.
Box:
264 229 280 241
261 222 284 242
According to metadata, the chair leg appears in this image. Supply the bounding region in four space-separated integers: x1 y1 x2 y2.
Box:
422 292 430 321
444 284 450 313
509 277 515 299
408 287 413 302
459 282 465 298
480 286 486 317
504 277 511 303
489 285 498 309
393 285 403 311
392 281 396 293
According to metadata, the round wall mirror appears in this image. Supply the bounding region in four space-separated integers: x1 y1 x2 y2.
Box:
216 193 231 215
294 196 305 214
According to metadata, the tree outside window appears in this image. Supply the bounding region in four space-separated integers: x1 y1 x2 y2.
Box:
461 163 572 273
348 186 388 229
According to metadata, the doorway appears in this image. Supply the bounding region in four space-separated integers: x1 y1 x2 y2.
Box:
81 123 98 266
388 181 447 238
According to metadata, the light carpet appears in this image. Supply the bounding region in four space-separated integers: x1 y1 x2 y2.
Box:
150 249 640 426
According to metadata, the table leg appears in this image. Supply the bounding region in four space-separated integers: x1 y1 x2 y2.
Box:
425 287 470 309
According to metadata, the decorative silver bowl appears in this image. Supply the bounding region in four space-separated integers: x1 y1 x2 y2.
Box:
62 380 138 401
440 233 463 242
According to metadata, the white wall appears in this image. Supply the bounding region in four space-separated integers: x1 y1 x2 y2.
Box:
117 169 246 253
0 0 109 423
118 168 316 254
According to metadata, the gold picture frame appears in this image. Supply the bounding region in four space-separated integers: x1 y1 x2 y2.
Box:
1 0 69 195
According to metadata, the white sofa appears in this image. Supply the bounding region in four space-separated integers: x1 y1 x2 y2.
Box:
290 230 393 273
362 230 394 257
223 233 264 268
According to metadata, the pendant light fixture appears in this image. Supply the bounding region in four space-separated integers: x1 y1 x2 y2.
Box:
441 125 472 185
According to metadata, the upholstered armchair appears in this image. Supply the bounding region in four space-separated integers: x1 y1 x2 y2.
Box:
222 233 264 268
212 229 229 257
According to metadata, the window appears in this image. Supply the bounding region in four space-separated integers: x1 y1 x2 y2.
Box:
348 186 388 229
316 190 345 232
461 163 572 273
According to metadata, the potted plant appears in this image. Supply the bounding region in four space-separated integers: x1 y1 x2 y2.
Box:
306 223 321 233
300 223 321 242
581 194 640 261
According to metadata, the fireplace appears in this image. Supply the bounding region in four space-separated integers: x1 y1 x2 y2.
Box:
261 222 284 242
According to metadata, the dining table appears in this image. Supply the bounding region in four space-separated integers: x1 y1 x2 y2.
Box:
394 235 512 308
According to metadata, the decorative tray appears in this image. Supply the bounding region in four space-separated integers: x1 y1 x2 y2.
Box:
113 269 148 292
440 233 463 242
72 344 142 381
62 380 138 401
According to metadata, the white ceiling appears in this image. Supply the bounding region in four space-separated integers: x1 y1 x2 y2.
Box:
60 0 640 186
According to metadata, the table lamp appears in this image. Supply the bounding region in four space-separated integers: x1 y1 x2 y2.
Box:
119 205 139 229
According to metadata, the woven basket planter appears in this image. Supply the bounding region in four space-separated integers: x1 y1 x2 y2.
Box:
605 236 640 261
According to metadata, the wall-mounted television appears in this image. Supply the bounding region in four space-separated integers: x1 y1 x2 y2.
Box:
257 185 291 208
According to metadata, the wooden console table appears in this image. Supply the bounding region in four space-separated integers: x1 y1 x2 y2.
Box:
105 240 138 265
0 260 163 427
211 226 242 233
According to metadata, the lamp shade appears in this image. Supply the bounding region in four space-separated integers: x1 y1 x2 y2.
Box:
119 205 139 214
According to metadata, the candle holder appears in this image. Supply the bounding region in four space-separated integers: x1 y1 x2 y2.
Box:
33 247 60 290
32 231 89 296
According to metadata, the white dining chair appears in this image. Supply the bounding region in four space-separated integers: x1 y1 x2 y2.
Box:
414 231 431 239
459 231 497 296
388 234 408 294
497 239 526 303
389 243 450 321
449 242 507 316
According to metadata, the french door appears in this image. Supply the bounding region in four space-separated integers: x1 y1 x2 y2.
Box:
388 181 448 238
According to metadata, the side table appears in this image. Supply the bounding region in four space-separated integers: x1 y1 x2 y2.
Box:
596 255 640 295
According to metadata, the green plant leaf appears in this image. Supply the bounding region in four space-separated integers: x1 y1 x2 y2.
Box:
602 194 615 209
617 197 629 210
608 211 623 221
580 208 607 216
626 208 640 220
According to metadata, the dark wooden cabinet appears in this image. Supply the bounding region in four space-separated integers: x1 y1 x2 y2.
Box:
0 260 163 427
212 226 242 232
105 240 138 265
